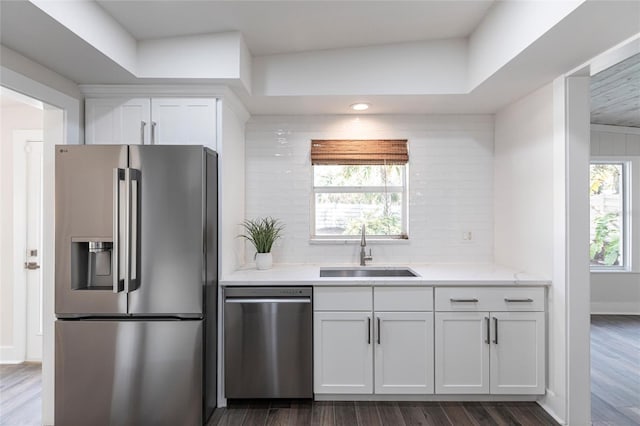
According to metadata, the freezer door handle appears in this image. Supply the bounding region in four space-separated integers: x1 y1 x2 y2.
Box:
112 168 125 293
124 168 140 293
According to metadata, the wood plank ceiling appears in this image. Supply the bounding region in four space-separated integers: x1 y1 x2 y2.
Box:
591 53 640 128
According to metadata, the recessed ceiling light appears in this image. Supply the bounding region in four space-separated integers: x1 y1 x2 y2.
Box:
350 103 370 111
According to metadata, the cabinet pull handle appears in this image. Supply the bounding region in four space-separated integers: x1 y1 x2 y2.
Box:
367 317 371 344
377 317 381 344
140 121 146 144
151 121 157 144
493 317 498 344
485 317 490 344
450 298 478 303
504 298 533 302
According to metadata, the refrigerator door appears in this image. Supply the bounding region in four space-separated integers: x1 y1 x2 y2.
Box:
55 145 128 316
127 145 205 316
55 319 203 426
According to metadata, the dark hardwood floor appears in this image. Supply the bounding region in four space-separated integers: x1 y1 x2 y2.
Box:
0 362 41 426
591 315 640 426
2 316 639 425
209 400 559 426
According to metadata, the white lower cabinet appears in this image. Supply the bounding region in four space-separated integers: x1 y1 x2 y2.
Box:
489 311 545 394
313 286 434 396
434 287 546 396
435 312 490 394
313 286 545 397
375 312 434 394
313 311 373 394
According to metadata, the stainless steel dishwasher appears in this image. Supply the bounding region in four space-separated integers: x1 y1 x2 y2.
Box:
224 287 312 399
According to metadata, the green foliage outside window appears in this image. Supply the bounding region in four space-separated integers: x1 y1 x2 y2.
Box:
589 164 622 267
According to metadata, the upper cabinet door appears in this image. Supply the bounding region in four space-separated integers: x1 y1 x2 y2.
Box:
151 98 217 149
85 98 151 145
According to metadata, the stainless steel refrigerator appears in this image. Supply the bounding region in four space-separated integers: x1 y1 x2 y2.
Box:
54 145 217 426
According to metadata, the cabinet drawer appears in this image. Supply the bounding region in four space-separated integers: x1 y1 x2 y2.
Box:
435 287 544 312
314 287 372 311
374 287 433 311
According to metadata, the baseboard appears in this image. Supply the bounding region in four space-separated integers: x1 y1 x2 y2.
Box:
537 399 567 425
591 302 640 315
315 394 539 402
0 345 24 364
538 389 567 425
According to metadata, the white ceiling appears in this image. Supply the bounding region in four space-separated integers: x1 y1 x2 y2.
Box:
96 1 495 56
1 1 639 117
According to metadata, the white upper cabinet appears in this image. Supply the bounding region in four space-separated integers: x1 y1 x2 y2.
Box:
85 97 217 149
150 98 216 147
85 98 151 145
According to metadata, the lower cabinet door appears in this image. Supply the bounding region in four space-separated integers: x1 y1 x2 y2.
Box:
490 311 546 394
435 312 490 394
374 312 434 394
314 311 373 394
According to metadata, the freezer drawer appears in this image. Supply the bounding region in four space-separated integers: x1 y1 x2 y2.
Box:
55 320 203 426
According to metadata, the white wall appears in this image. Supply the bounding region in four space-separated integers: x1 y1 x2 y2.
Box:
494 83 554 277
590 125 640 314
245 115 494 265
219 101 247 276
493 82 567 422
0 102 44 355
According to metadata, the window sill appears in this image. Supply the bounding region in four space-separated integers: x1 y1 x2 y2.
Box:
590 268 637 274
310 238 410 245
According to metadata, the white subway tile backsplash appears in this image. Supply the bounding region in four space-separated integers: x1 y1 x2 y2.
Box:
245 115 495 264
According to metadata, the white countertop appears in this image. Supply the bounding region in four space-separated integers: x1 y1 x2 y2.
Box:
221 263 550 286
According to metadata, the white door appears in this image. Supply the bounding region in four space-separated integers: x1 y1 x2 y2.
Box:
374 312 434 394
85 98 151 145
435 312 490 394
490 312 545 394
313 311 373 394
150 98 216 149
25 140 44 361
7 130 44 363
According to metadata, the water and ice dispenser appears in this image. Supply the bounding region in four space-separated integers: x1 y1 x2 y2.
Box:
71 239 113 290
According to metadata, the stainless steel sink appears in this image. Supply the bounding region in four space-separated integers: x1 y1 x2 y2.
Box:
319 267 419 278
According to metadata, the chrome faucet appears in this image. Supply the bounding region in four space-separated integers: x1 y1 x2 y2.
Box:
360 224 373 266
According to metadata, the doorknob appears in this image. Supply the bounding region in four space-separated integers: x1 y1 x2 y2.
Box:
24 261 40 270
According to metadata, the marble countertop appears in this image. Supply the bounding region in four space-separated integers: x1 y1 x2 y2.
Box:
220 263 550 287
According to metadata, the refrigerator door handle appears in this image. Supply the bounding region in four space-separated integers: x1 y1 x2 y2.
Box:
112 168 125 293
124 168 140 293
126 168 140 292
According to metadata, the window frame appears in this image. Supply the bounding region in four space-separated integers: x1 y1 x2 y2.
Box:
310 164 409 241
589 159 631 271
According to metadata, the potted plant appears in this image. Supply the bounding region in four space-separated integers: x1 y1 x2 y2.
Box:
239 217 284 270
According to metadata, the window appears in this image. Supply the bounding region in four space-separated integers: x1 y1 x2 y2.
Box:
311 140 408 240
590 161 628 269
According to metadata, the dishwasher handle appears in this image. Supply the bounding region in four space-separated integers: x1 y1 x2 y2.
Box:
225 297 311 304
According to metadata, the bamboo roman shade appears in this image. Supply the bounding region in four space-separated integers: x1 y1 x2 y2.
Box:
310 139 408 165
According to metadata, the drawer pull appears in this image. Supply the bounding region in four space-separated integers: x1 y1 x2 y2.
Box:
504 298 534 303
450 298 478 303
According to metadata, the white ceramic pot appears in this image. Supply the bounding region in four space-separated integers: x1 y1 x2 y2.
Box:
255 252 273 270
